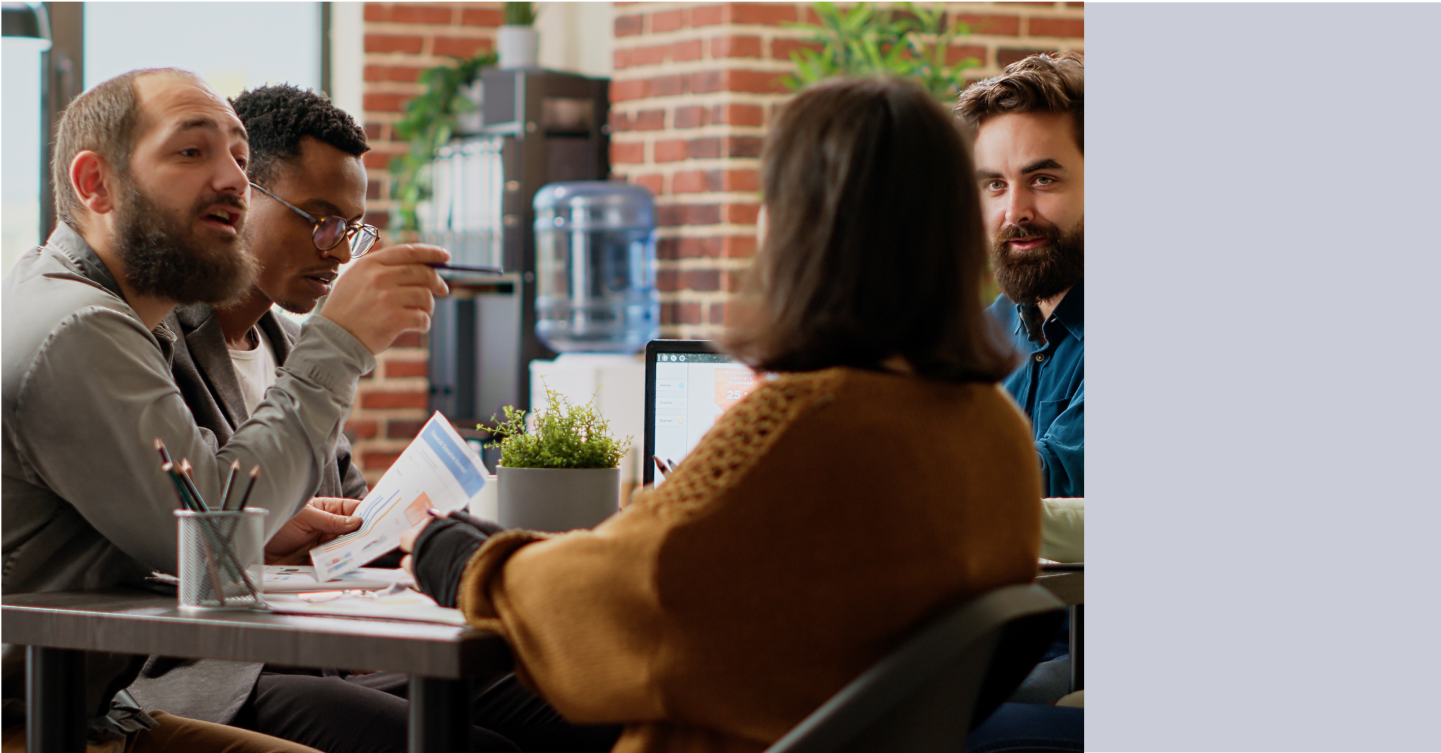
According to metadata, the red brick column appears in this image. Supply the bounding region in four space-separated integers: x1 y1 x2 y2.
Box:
608 2 1084 340
352 2 502 483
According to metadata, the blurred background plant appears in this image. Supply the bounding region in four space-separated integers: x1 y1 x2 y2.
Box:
503 1 536 26
389 51 497 234
783 2 982 103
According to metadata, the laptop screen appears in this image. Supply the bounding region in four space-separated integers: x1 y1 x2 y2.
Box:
643 340 759 485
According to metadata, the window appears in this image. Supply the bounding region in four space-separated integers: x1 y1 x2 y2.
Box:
85 2 322 99
1 34 49 275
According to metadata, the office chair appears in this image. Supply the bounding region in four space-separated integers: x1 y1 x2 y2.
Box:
763 584 1065 753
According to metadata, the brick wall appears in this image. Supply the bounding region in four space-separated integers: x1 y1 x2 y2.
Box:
608 2 1085 340
353 2 503 484
350 1 1083 480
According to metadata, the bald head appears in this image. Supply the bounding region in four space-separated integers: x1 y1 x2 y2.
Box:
52 68 237 230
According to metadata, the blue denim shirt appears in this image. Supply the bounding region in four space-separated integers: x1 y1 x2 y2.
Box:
987 278 1084 497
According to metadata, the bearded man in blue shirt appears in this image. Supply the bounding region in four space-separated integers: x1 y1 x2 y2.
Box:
958 51 1085 499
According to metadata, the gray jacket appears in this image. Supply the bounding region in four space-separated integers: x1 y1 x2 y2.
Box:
1 225 375 726
123 304 371 723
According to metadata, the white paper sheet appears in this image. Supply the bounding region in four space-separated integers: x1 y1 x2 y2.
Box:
263 565 414 593
263 589 468 626
309 412 489 580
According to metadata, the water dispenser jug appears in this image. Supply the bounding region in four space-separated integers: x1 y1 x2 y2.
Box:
533 181 660 353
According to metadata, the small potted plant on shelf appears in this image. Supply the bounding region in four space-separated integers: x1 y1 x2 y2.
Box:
485 384 631 532
497 2 540 69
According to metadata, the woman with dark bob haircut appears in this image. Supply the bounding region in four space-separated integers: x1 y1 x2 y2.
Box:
404 77 1044 753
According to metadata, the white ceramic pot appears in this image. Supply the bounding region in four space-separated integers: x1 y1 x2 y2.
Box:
497 26 539 69
497 466 620 532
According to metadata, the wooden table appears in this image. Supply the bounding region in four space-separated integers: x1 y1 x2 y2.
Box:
1 589 512 753
1036 567 1084 692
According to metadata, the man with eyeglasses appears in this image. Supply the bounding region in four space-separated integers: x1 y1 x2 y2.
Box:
2 69 449 751
124 85 617 753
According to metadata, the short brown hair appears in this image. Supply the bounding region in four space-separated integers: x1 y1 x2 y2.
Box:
722 77 1019 384
51 68 205 229
955 51 1083 152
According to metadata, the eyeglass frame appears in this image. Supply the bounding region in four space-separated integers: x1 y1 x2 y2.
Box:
248 181 379 260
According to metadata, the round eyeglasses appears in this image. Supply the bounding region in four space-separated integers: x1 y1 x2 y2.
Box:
249 182 379 260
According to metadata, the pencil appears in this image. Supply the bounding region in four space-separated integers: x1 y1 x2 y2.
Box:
231 465 260 511
177 459 210 512
162 462 201 512
219 460 241 513
155 438 174 467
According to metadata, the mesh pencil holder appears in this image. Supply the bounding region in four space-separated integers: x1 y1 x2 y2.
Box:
175 508 268 610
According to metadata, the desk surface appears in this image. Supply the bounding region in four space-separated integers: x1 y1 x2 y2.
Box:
1 589 512 679
3 570 1081 678
1035 568 1083 606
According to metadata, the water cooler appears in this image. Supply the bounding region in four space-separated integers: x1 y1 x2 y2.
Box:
424 68 610 441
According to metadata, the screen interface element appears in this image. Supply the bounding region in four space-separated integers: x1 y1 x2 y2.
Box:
652 352 758 483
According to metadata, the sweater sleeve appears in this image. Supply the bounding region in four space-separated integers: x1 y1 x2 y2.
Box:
455 373 840 724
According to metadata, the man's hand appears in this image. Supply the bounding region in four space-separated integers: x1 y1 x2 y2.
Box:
321 243 451 355
265 497 362 564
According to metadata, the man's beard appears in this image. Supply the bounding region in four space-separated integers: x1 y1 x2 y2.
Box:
112 174 257 306
990 219 1084 305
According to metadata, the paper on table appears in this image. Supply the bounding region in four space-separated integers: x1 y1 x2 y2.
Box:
263 565 414 593
310 412 488 580
263 589 468 626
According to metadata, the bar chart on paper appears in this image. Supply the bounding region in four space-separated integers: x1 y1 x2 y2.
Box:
310 413 489 580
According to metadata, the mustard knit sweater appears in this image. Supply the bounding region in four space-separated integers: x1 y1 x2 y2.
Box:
457 367 1042 753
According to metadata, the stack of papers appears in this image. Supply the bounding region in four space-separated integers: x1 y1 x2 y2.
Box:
263 588 467 626
262 565 413 594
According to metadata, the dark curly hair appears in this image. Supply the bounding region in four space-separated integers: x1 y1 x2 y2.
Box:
231 84 369 186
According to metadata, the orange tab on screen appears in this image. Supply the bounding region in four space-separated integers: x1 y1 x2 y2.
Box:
714 367 758 411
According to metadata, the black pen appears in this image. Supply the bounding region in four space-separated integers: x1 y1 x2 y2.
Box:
430 263 504 275
653 456 671 476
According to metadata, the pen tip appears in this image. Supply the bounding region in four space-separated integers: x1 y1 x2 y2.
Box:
250 465 260 477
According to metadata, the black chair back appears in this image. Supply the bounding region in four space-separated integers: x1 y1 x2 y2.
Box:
764 583 1065 753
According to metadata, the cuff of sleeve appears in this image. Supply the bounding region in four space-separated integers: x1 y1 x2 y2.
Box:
291 316 379 390
455 529 556 627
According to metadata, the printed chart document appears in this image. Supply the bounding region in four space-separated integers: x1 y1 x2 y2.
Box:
310 412 488 580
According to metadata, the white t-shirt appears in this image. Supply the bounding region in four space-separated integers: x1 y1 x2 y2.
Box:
229 327 279 418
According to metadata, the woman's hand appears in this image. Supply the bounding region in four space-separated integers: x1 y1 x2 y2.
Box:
399 510 504 608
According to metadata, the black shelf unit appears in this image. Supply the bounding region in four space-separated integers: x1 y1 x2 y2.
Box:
426 68 611 429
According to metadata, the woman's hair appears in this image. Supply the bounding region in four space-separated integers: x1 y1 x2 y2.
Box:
721 77 1019 383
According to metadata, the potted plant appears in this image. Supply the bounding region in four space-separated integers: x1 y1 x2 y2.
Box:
484 385 632 531
497 2 540 69
390 50 497 234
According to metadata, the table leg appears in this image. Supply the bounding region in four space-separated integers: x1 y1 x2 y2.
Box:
27 645 86 753
409 676 473 753
1069 604 1083 692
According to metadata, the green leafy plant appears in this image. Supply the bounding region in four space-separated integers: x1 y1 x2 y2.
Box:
503 2 536 26
389 51 497 233
782 2 982 103
483 385 632 469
